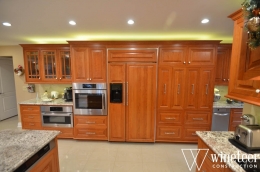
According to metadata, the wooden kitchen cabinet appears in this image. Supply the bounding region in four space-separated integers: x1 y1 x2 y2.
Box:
159 45 217 66
21 44 71 83
108 62 157 142
73 115 108 140
229 108 243 131
20 105 42 129
215 44 232 85
70 46 106 82
227 9 260 106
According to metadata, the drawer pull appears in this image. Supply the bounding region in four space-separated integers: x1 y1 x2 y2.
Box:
29 123 35 126
86 132 96 135
192 118 203 121
192 133 197 136
86 121 96 124
27 108 33 110
165 117 176 120
28 116 34 119
165 132 175 135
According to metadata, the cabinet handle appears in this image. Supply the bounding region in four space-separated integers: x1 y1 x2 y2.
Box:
164 84 166 94
39 77 41 79
223 79 226 81
86 132 96 135
126 82 128 106
191 84 194 94
29 123 35 126
90 78 92 81
165 132 175 135
165 117 176 120
59 77 62 80
205 84 208 95
86 121 96 124
27 108 33 110
228 79 229 81
188 61 191 64
177 84 180 94
55 77 58 80
193 118 203 121
256 89 260 93
183 61 186 64
192 133 197 136
28 116 34 119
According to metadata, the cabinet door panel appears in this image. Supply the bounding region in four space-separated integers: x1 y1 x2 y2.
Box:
156 126 182 139
157 66 171 109
24 50 41 82
184 68 199 109
157 111 182 124
59 50 71 81
159 47 187 65
198 68 214 110
108 63 126 83
188 47 216 66
126 63 156 142
42 50 57 81
71 47 89 81
171 68 185 109
89 48 106 82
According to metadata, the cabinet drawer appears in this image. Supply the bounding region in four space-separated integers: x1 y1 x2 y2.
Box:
23 122 42 129
74 126 108 140
22 114 41 122
184 111 210 125
42 127 74 138
156 126 181 140
74 116 107 126
20 105 40 114
158 112 182 124
183 127 209 140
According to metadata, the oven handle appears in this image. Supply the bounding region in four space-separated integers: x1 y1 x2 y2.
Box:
41 112 72 116
102 93 105 110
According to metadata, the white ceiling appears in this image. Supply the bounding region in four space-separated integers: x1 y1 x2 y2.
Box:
0 0 243 46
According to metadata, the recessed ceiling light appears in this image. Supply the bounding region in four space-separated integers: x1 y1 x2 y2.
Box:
3 22 11 26
201 19 209 24
128 19 134 25
69 21 76 25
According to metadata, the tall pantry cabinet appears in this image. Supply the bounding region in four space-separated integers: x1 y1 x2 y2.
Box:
108 48 157 142
156 42 219 142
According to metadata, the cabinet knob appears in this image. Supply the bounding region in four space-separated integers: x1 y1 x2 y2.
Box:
39 77 41 79
90 78 92 81
59 77 62 80
256 89 260 93
55 77 58 80
188 61 191 64
183 61 186 64
228 79 229 81
223 79 226 81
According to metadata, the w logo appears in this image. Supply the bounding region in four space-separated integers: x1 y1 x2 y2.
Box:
181 149 209 171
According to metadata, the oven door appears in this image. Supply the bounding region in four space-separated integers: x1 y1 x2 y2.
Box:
73 89 107 115
42 113 73 127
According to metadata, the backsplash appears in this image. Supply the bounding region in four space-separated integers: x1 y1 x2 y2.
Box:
214 85 228 101
243 103 260 124
35 84 72 98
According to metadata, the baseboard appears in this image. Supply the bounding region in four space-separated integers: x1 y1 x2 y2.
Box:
17 122 22 128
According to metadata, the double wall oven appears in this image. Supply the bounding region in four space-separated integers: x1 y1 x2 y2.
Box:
72 83 107 115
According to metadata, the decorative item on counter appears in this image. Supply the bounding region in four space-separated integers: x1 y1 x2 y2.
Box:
213 88 221 102
13 65 24 76
41 90 52 102
26 84 35 93
241 0 260 49
226 98 234 104
51 91 59 99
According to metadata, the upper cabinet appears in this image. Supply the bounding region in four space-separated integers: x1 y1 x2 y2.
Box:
70 44 106 83
159 43 217 66
21 45 71 83
227 10 260 106
215 44 232 85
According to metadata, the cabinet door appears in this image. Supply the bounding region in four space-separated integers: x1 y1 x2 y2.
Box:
108 63 126 141
188 47 216 66
126 63 156 142
229 108 242 131
171 68 186 109
23 50 42 82
71 47 89 82
184 68 199 109
198 68 214 110
89 48 106 82
58 50 71 82
41 50 58 82
159 47 187 65
157 66 171 109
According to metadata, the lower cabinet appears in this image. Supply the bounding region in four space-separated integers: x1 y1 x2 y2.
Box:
229 108 243 131
43 127 74 138
197 137 233 172
74 115 108 140
30 138 60 172
20 105 42 130
156 110 211 142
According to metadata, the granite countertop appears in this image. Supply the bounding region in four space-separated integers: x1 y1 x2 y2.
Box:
213 101 244 108
0 129 60 172
196 131 260 172
19 98 73 106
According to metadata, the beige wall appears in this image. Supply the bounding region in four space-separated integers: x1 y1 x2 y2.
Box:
243 103 260 124
214 85 228 101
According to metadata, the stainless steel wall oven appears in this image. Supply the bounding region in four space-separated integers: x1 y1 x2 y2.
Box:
72 83 107 115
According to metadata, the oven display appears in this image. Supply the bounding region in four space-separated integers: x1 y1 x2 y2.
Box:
82 84 96 88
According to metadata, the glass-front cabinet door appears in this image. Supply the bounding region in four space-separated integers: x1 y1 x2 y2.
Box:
24 50 42 82
59 50 71 82
42 50 57 81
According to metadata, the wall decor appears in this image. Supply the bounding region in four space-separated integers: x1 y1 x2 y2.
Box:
14 65 24 76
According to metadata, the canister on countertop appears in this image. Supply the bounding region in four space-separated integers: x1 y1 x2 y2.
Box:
241 114 255 125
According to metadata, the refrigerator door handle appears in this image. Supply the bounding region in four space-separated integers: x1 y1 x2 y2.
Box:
126 82 128 106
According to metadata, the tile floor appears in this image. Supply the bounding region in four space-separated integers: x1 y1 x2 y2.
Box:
0 116 197 172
